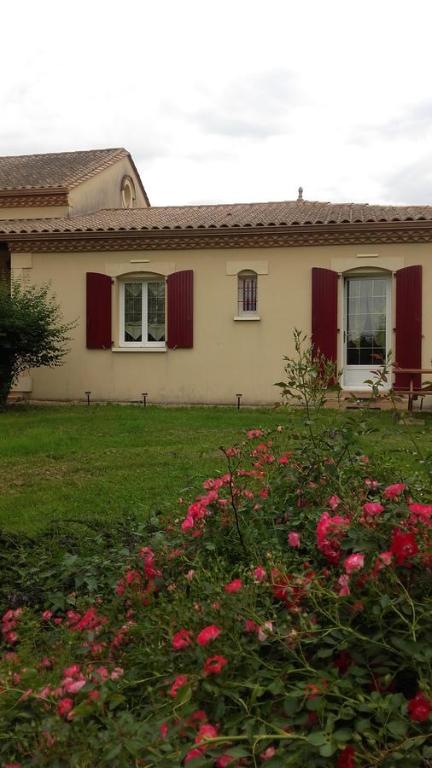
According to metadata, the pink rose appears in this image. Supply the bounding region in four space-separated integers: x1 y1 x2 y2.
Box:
344 553 365 574
224 579 243 593
57 697 74 719
253 565 266 582
195 723 218 744
172 628 193 650
110 667 124 680
168 674 189 698
196 625 221 646
337 574 350 597
215 757 235 768
363 502 384 516
261 746 276 760
63 676 86 694
379 551 393 566
288 531 300 548
258 621 273 642
383 483 406 499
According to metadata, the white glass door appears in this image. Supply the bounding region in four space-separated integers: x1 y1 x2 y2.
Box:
343 275 391 388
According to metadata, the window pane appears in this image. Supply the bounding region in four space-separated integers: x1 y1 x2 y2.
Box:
238 275 257 312
147 281 165 342
346 277 387 366
124 283 142 341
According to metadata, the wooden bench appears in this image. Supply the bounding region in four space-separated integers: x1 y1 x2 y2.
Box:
393 368 432 411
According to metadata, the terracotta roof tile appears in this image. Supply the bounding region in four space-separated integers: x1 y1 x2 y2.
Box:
0 148 129 192
1 199 432 235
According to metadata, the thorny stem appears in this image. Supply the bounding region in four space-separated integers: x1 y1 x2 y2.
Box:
220 447 248 556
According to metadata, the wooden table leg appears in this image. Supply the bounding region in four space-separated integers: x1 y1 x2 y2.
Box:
409 379 414 412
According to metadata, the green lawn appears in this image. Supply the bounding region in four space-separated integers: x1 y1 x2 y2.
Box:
1 404 432 533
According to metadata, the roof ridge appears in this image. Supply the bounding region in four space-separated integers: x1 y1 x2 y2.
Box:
94 199 432 212
95 200 325 212
0 147 126 162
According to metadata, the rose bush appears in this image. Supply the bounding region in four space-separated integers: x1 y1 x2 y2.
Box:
1 420 432 766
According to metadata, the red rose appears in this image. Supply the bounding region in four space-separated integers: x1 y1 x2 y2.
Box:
203 655 228 675
408 691 432 722
390 529 418 565
337 745 356 768
184 747 204 764
224 579 243 593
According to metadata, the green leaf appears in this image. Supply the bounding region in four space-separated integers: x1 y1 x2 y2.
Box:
319 741 337 757
333 728 353 742
387 720 408 738
104 744 122 760
316 648 333 658
268 680 285 695
354 718 371 733
226 747 251 757
174 684 192 707
306 731 327 746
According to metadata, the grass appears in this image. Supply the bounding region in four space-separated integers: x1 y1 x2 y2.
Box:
1 404 432 534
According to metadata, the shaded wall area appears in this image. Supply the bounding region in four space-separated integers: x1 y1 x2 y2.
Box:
0 243 10 285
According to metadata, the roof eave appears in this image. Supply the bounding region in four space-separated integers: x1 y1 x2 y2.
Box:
4 219 432 252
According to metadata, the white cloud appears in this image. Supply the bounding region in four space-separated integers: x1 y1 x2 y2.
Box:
2 0 432 206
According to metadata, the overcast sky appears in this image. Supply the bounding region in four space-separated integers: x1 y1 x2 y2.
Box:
2 0 432 207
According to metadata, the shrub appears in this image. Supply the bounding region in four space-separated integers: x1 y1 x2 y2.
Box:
0 279 74 406
1 421 432 766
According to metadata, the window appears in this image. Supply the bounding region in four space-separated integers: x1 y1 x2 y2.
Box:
120 279 166 347
238 270 258 315
121 176 136 209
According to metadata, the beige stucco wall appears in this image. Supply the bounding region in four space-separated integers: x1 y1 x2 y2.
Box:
11 242 432 404
69 157 148 217
0 206 69 220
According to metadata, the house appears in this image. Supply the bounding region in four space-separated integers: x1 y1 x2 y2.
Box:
0 147 429 404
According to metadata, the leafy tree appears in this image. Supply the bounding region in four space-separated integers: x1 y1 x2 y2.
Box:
0 278 74 406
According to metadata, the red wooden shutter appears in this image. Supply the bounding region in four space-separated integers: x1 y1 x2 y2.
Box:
167 270 194 349
86 272 112 349
394 265 422 390
311 267 338 362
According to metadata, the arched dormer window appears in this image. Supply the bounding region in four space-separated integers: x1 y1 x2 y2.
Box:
238 270 258 315
121 176 136 209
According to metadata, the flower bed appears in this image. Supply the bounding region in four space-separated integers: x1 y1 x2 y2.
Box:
1 422 432 766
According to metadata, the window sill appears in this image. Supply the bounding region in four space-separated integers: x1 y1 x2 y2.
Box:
233 315 261 321
112 347 167 353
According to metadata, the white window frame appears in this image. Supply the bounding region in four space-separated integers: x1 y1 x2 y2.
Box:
119 279 166 348
237 270 258 317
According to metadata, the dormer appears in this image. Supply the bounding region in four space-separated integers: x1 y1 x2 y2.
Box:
0 147 149 220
